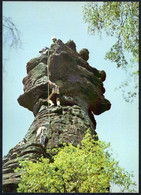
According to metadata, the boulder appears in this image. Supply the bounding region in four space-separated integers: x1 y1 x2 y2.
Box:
65 40 77 52
78 48 89 61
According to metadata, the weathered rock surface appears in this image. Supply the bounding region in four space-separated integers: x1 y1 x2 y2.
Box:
25 105 96 146
18 39 111 118
2 142 46 192
2 105 96 192
3 39 111 192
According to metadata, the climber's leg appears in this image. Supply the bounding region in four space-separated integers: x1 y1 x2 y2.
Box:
48 99 54 107
47 93 55 107
56 97 60 106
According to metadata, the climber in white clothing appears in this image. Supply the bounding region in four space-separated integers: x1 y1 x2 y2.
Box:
34 126 46 145
52 36 57 43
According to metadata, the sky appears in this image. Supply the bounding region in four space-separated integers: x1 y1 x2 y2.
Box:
3 1 139 192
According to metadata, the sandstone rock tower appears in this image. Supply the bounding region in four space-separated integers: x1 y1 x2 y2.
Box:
2 39 111 192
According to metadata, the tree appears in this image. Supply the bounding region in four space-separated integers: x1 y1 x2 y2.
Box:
3 16 22 76
15 130 136 193
3 16 22 49
82 2 139 102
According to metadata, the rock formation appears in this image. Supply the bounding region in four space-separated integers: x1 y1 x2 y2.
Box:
2 39 111 192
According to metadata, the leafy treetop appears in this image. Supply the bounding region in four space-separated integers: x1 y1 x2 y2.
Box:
15 129 136 193
82 2 139 102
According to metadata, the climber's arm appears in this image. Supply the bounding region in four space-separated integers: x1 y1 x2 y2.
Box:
48 80 57 88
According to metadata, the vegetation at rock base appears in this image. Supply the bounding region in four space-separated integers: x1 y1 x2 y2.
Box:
15 129 136 193
82 2 139 102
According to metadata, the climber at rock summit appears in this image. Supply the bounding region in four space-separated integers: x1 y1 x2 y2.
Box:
47 80 60 107
39 46 49 61
39 46 49 54
52 36 57 43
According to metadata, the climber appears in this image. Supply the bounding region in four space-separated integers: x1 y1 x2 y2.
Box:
54 39 63 55
34 126 49 148
34 126 45 142
40 128 45 147
39 46 49 54
47 79 60 107
39 46 49 62
52 36 57 43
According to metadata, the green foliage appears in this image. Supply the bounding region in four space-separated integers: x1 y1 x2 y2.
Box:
82 2 139 65
15 129 136 193
82 2 139 102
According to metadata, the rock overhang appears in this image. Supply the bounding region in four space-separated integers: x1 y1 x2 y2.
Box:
18 39 111 117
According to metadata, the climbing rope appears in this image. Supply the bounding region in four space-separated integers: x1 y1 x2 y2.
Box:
47 49 51 126
47 49 50 107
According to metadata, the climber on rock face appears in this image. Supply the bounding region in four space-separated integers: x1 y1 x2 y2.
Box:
40 129 45 147
34 126 48 148
34 126 46 142
47 80 60 107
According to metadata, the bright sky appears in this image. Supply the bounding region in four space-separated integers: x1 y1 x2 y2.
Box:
3 2 139 192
